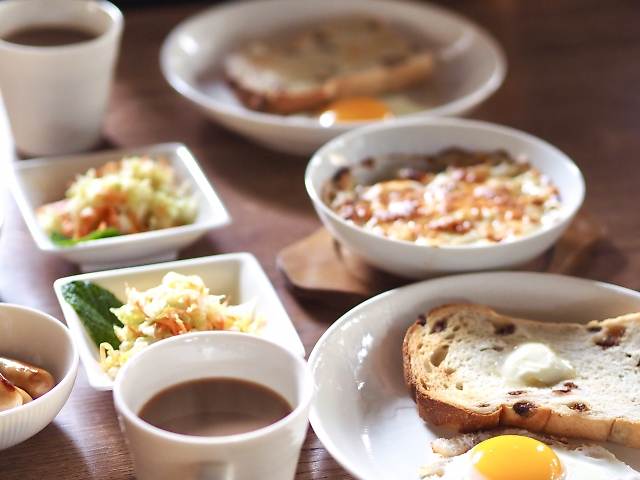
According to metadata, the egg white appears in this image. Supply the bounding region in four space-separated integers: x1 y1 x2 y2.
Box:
292 93 427 121
419 435 640 480
376 92 428 116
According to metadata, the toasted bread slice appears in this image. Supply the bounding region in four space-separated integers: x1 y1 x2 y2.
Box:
403 304 640 448
222 16 434 115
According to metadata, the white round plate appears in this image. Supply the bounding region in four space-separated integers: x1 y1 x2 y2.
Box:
308 271 640 479
160 0 506 156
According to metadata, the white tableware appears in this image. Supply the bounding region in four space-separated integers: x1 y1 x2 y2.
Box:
306 117 585 279
113 331 313 480
0 0 123 157
160 0 506 156
10 142 231 272
308 271 640 479
53 253 306 391
0 94 13 237
0 303 79 451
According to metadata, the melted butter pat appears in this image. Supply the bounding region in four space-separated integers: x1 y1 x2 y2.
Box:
499 342 575 387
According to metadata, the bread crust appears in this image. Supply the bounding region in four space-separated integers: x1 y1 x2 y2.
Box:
403 304 640 448
223 74 327 115
222 17 434 115
403 319 501 432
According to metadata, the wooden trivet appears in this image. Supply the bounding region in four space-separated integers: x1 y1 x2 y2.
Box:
276 209 607 303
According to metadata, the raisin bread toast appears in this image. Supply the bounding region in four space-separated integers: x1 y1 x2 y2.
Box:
222 16 434 114
402 304 640 448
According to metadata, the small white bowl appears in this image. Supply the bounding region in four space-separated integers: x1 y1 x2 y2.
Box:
53 253 305 391
160 0 506 156
10 142 231 272
305 117 585 279
0 303 79 451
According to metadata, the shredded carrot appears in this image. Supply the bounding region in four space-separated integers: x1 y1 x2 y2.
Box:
153 317 181 336
215 312 225 330
127 211 146 234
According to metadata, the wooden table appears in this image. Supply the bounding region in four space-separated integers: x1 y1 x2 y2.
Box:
1 0 639 478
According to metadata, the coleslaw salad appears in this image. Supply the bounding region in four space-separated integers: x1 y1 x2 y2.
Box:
36 155 198 243
100 272 263 378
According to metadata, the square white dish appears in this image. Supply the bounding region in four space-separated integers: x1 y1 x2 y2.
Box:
160 0 507 156
53 253 306 391
10 142 231 272
308 271 640 479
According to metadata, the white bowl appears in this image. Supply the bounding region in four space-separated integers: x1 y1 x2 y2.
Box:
308 271 640 479
0 303 79 451
53 252 305 391
160 0 506 156
10 142 231 272
306 117 585 279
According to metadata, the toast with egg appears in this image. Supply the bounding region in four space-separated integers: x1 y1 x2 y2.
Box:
403 304 640 448
222 16 434 115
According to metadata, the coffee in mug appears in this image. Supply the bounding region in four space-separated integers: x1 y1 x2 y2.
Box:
138 377 293 437
2 26 97 47
113 331 314 480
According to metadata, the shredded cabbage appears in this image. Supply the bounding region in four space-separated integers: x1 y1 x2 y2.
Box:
99 272 263 378
36 155 198 241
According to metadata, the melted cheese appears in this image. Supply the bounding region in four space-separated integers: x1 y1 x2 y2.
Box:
327 153 562 246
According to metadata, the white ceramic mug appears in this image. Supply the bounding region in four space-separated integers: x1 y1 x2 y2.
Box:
113 332 314 480
0 0 123 157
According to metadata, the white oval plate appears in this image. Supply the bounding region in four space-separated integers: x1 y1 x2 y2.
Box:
160 0 506 156
308 271 640 479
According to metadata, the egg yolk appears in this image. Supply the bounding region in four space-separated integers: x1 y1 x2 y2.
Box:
471 435 563 480
317 96 394 126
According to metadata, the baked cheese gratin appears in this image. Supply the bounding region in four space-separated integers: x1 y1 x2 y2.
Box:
324 148 562 246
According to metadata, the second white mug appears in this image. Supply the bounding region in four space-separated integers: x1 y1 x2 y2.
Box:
113 331 314 480
0 0 123 157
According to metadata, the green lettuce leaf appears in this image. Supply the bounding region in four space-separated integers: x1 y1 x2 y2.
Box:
61 281 124 348
51 228 122 246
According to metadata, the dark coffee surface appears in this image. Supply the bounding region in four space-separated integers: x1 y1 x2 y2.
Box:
139 377 293 436
2 26 96 46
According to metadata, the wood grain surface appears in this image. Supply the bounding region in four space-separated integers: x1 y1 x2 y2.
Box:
0 1 639 478
276 209 608 301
